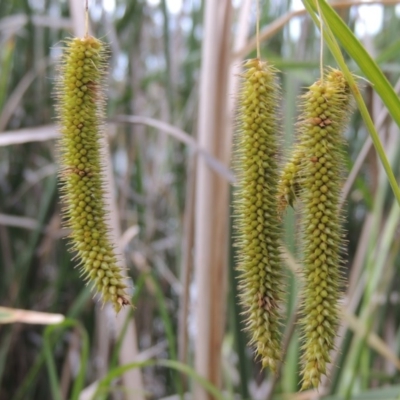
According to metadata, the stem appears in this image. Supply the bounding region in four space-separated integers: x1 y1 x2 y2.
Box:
256 0 260 58
84 0 88 37
316 0 324 81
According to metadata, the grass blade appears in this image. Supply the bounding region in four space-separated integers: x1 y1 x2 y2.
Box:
93 359 227 400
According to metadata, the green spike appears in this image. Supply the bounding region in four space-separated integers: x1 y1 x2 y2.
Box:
233 58 284 372
298 68 354 389
55 36 130 313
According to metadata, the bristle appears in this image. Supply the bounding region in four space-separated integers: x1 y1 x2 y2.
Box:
233 58 284 372
298 68 354 389
55 36 130 313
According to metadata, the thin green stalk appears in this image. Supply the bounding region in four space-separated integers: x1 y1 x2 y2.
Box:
14 175 57 303
0 329 13 391
342 191 400 399
43 334 62 400
149 273 184 398
321 383 400 400
12 287 93 400
93 359 227 400
96 273 147 400
43 319 89 400
0 38 14 112
98 272 183 399
336 130 400 396
109 272 147 369
70 324 90 400
3 176 57 397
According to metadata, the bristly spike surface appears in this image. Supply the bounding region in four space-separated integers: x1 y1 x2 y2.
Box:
233 58 284 372
298 68 354 389
55 36 130 313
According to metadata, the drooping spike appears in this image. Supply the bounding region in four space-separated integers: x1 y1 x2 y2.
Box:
233 58 284 372
298 68 354 389
278 144 305 214
55 36 130 312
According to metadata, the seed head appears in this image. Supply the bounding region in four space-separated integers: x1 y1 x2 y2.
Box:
298 68 354 389
278 145 305 214
56 36 130 313
233 59 284 372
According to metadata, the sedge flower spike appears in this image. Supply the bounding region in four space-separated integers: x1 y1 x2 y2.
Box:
56 36 129 312
278 144 305 214
233 59 284 372
298 68 354 389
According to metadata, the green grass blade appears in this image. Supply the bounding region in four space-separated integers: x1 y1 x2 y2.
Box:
92 359 227 400
148 273 184 397
93 273 148 400
109 272 147 369
12 285 93 400
70 323 90 400
0 38 14 112
0 329 13 391
43 319 89 400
